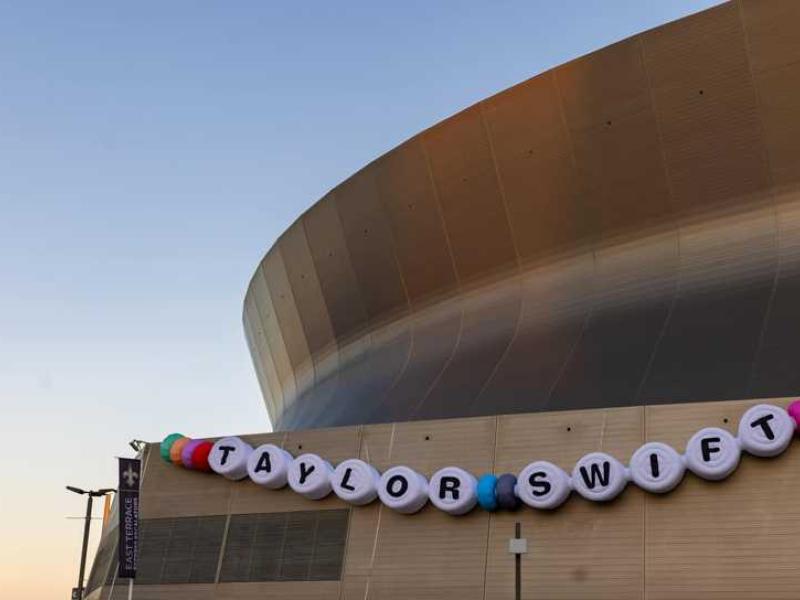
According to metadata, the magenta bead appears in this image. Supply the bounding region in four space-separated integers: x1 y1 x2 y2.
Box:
181 439 205 469
787 400 800 431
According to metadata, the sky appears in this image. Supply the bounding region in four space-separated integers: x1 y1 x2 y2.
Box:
0 1 723 598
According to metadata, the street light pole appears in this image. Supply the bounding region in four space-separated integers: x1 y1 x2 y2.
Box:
66 486 116 600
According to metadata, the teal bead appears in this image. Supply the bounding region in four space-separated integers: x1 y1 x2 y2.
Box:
160 433 184 463
477 473 498 511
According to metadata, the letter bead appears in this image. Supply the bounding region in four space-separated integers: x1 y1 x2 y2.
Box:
571 452 628 502
288 453 333 499
517 461 572 510
629 442 685 494
209 437 253 480
429 466 477 515
685 427 740 481
738 404 795 458
332 459 380 505
378 466 429 514
247 444 293 489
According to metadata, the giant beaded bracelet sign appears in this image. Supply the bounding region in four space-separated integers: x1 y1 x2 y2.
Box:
159 402 800 516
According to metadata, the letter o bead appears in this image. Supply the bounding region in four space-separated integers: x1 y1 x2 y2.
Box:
378 466 429 514
685 427 740 481
737 404 795 457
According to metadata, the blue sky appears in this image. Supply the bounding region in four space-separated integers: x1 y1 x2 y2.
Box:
0 1 722 597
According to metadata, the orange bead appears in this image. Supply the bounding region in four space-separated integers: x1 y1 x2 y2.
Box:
170 437 190 465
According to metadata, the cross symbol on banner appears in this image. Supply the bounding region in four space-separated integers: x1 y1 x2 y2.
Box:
122 465 139 488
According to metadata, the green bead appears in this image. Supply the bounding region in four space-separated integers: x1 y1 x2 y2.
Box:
160 433 184 462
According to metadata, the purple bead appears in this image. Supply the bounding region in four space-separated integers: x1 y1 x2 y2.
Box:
787 400 800 431
181 439 205 469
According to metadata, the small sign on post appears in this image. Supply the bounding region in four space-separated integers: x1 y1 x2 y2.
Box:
510 522 526 600
508 537 528 554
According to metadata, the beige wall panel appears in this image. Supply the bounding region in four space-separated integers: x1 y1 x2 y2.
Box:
373 416 496 474
755 61 800 186
482 74 585 262
339 424 392 581
251 265 297 409
644 398 799 599
279 221 338 359
362 509 489 600
486 407 645 599
377 138 458 305
642 2 770 213
335 167 409 323
302 195 369 342
739 0 800 74
277 425 362 466
140 449 232 518
339 575 369 600
341 418 495 600
424 105 518 284
263 248 314 399
216 581 341 600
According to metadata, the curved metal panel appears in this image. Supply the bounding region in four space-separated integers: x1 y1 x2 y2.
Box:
301 195 369 342
423 105 518 284
481 74 585 263
377 138 459 306
641 2 770 213
241 0 800 430
263 248 315 399
334 167 409 322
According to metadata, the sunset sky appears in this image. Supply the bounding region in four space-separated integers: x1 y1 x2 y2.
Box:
0 1 722 598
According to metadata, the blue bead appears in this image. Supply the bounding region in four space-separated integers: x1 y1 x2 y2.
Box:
496 473 520 510
476 473 498 511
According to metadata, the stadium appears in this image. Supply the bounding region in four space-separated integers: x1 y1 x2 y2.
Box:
86 1 800 598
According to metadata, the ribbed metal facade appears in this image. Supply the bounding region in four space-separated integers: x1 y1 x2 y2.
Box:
244 0 800 430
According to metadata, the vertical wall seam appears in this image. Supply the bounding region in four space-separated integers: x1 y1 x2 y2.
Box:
633 33 683 407
544 69 599 409
408 137 466 418
481 415 500 600
471 107 525 412
736 0 782 394
274 244 317 405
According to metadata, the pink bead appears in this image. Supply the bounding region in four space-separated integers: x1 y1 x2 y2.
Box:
787 400 800 431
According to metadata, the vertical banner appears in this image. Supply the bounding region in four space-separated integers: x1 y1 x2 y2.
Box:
118 457 141 579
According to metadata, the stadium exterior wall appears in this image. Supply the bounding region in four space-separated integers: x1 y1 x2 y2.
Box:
243 0 800 431
87 397 800 599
